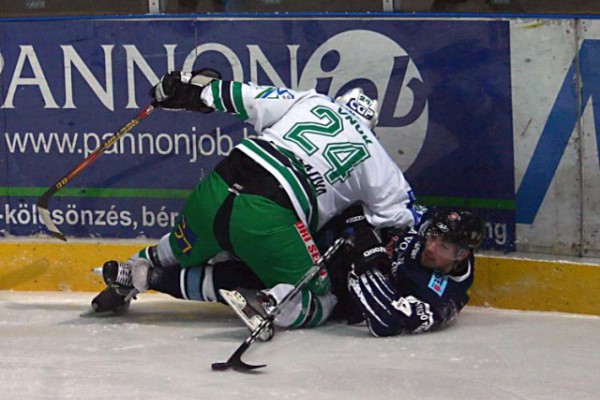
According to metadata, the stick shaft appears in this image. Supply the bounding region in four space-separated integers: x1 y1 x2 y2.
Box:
36 102 158 240
40 102 157 201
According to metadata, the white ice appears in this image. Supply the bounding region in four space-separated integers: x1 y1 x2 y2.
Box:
0 291 598 400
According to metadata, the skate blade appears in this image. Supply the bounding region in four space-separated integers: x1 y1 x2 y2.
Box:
79 305 130 318
219 289 273 342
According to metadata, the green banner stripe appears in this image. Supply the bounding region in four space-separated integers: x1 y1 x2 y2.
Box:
417 196 515 210
0 187 191 199
0 187 514 210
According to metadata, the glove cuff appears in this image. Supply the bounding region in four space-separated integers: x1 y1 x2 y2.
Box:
190 74 216 87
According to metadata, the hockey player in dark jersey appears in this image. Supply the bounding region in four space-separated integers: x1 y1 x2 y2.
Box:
220 207 485 337
336 208 485 336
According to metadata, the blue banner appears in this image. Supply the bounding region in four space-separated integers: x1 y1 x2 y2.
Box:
0 17 514 250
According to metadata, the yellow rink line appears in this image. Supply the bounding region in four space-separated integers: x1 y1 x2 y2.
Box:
1 242 598 316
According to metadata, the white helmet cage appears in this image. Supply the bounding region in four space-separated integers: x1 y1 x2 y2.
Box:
335 88 379 130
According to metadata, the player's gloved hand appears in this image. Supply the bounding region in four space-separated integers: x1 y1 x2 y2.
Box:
350 225 391 276
341 206 391 276
151 68 221 112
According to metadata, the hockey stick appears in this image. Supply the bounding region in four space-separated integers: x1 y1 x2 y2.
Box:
36 101 159 241
211 235 347 372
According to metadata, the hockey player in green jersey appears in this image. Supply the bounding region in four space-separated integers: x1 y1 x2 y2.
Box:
91 68 423 334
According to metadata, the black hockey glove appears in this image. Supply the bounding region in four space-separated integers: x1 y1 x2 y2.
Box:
151 68 221 112
342 206 391 276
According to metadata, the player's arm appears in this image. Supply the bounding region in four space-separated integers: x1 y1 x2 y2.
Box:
201 81 310 131
362 168 422 231
344 223 456 336
151 69 308 131
347 268 456 336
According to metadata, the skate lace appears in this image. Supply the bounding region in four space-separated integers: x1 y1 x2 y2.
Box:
116 262 133 286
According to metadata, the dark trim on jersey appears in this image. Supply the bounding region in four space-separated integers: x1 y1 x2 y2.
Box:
214 148 294 211
247 139 318 230
237 139 318 231
221 81 235 113
213 193 236 254
449 258 472 283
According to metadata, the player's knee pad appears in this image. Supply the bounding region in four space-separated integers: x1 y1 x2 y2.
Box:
156 233 178 266
128 234 177 270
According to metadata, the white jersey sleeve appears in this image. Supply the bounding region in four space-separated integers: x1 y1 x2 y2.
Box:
360 151 417 229
201 80 315 132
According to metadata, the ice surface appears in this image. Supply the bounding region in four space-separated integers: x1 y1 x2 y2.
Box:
1 291 598 400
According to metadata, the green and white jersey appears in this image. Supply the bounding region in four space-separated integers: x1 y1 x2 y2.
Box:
201 80 417 231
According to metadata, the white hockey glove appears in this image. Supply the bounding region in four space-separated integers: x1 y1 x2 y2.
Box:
151 68 221 112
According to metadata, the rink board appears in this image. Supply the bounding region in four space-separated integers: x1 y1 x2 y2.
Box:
1 15 600 256
0 241 598 316
2 15 600 317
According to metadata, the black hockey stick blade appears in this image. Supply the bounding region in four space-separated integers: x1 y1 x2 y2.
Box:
211 359 266 372
211 319 272 372
211 236 348 372
211 350 266 371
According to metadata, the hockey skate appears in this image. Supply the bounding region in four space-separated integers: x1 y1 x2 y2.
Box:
91 260 139 314
219 288 276 342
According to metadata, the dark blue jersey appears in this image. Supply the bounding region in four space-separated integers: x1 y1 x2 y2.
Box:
348 229 474 336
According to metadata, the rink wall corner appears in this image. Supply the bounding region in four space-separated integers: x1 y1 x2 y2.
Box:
0 242 598 316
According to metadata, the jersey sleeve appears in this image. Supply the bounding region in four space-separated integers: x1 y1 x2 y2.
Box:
358 144 422 230
347 268 460 336
362 174 420 230
200 80 315 132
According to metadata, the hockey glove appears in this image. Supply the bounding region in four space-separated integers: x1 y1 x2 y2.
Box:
342 208 391 276
151 68 221 112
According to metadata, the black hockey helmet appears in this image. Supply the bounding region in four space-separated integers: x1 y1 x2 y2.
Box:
423 210 485 251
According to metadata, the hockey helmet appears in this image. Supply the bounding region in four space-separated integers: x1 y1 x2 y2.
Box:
335 88 379 130
421 210 485 251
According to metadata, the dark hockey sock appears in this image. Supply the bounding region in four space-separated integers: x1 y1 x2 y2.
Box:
148 265 184 298
148 260 265 301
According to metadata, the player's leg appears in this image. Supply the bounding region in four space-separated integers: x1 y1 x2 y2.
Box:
149 256 265 301
228 194 337 329
92 250 265 313
167 171 230 268
91 171 230 312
